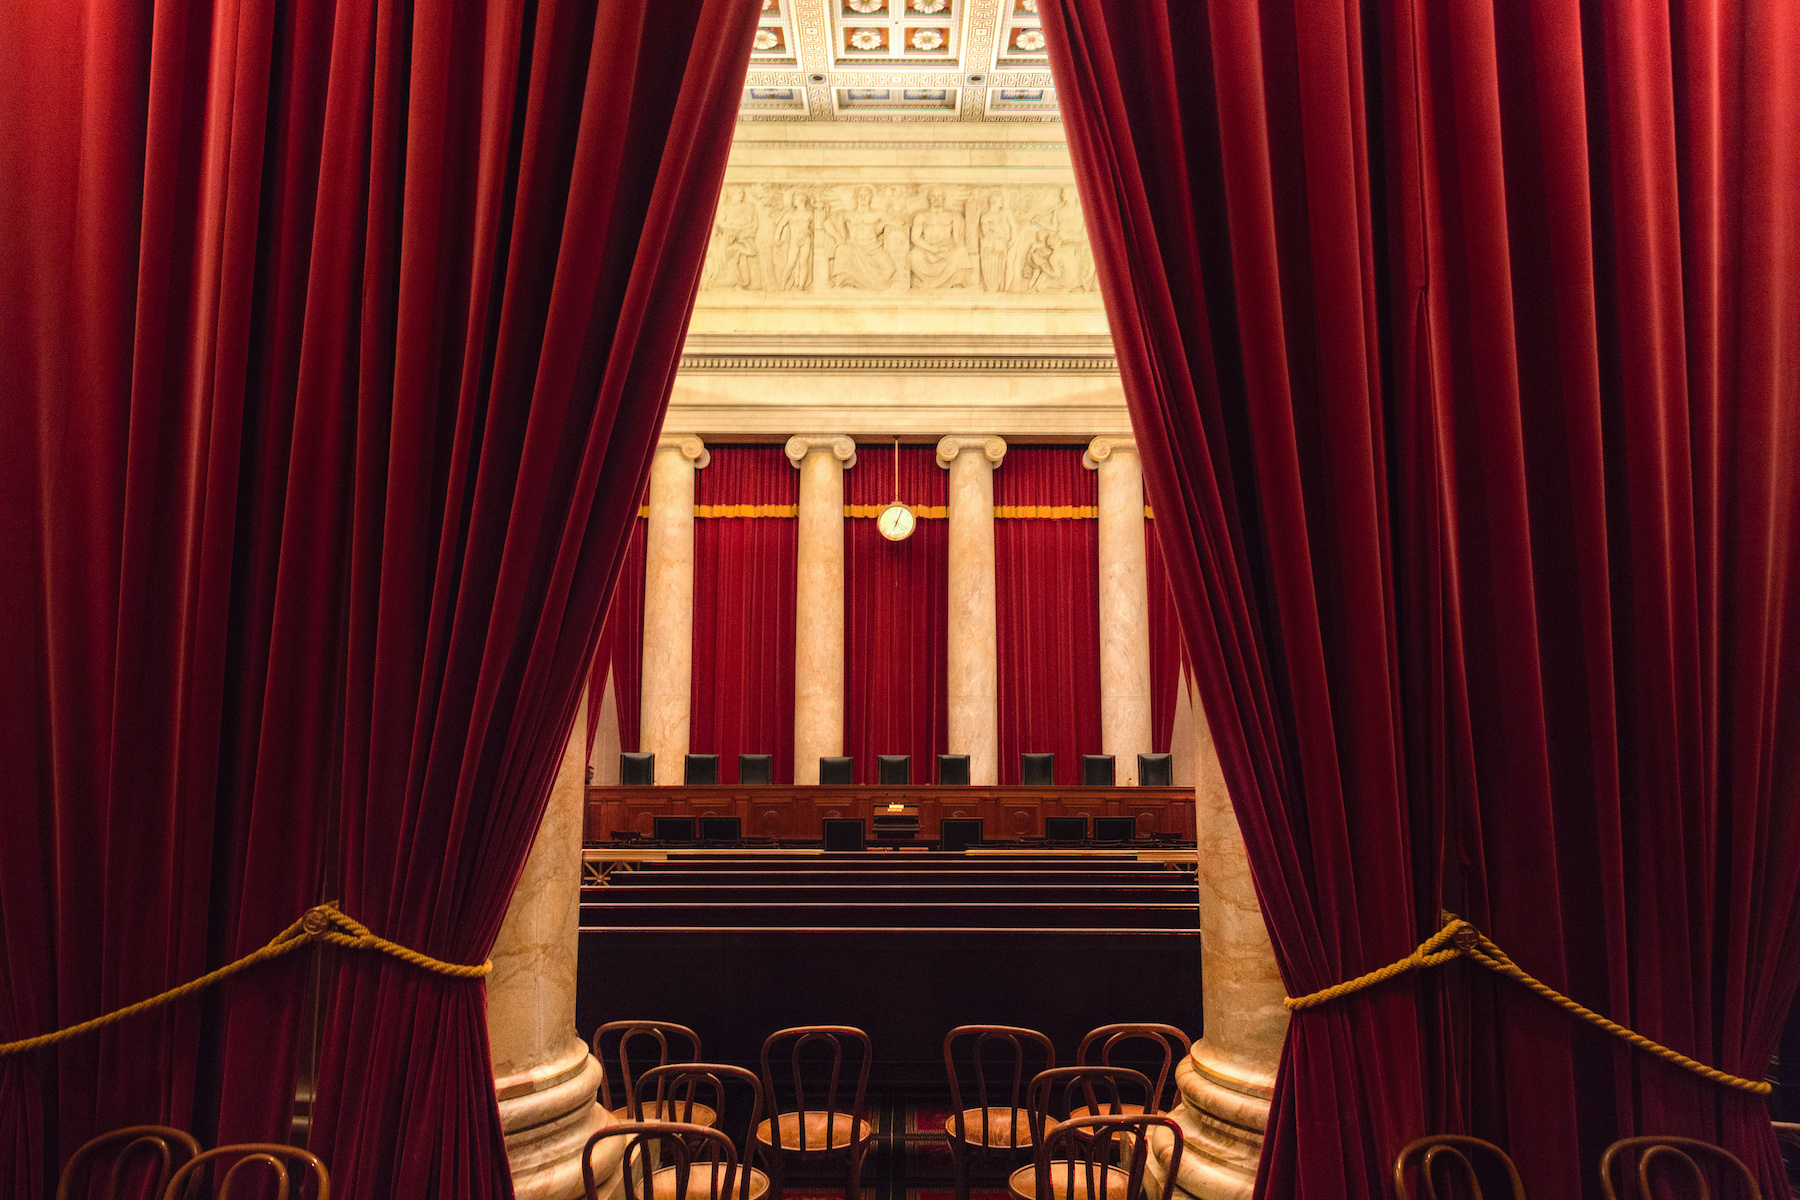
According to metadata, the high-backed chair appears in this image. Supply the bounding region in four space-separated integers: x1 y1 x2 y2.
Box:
938 754 971 785
56 1125 200 1200
1017 1114 1183 1200
757 1026 875 1200
1008 1067 1152 1200
621 752 656 785
1020 753 1055 785
1600 1136 1761 1200
877 755 910 785
164 1145 329 1200
819 757 854 785
1080 755 1115 786
1394 1136 1527 1200
942 1026 1057 1200
585 1122 739 1200
592 1021 714 1127
685 754 720 785
739 754 774 785
1136 753 1173 786
636 1064 771 1200
1071 1024 1192 1119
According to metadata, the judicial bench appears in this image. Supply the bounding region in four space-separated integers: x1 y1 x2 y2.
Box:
584 784 1197 843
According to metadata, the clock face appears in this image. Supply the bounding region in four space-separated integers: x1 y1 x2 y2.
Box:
877 503 916 541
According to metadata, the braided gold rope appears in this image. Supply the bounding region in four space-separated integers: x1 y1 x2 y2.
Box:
0 903 489 1058
1286 914 1770 1095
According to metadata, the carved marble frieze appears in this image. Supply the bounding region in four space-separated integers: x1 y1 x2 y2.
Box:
698 181 1098 298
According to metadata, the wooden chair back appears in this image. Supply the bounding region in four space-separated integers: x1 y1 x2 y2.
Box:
758 1025 872 1153
1023 1065 1152 1148
636 1063 765 1200
942 1025 1057 1151
1393 1136 1526 1200
162 1144 328 1200
592 1020 703 1117
585 1122 737 1200
1037 1114 1183 1200
1600 1136 1762 1200
1075 1023 1192 1114
57 1125 201 1200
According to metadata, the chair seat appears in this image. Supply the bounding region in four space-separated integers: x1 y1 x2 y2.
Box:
1007 1162 1134 1200
647 1163 768 1200
754 1111 872 1152
611 1101 718 1128
945 1108 1059 1149
1065 1103 1147 1122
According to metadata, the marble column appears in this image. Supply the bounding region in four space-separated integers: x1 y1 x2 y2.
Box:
639 435 709 785
1148 702 1290 1200
787 435 856 785
490 693 620 1200
936 435 1007 786
1085 436 1154 785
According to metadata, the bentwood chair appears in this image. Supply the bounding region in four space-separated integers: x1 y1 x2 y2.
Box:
1010 1113 1182 1200
636 1064 772 1200
594 1021 715 1128
1393 1136 1527 1200
757 1025 875 1200
585 1122 739 1200
1600 1136 1762 1200
1015 1065 1152 1189
57 1125 200 1200
162 1144 329 1200
1070 1024 1192 1120
943 1026 1059 1200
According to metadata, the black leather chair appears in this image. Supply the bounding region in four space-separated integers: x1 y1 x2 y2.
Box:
621 752 655 786
685 754 719 785
819 756 854 785
1137 753 1173 786
940 818 983 851
1045 816 1087 842
1094 816 1136 843
824 818 866 851
937 754 971 785
878 755 910 785
739 753 774 785
1020 753 1055 785
654 815 697 843
1081 754 1116 786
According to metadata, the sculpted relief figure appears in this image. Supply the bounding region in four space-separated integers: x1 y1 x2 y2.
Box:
704 186 761 290
1022 186 1097 294
828 186 897 290
976 193 1016 292
908 187 972 289
771 190 815 292
881 186 916 289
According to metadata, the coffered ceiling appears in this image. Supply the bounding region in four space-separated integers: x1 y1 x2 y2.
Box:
743 0 1058 122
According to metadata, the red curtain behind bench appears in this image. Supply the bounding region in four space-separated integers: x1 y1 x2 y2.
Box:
845 445 949 784
1044 2 1800 1198
994 446 1102 784
691 446 798 783
0 0 755 1195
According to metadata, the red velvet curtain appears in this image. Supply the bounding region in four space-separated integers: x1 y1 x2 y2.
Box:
591 516 648 761
691 446 798 784
0 0 755 1196
994 447 1102 785
844 445 948 784
1147 519 1183 754
1044 2 1800 1199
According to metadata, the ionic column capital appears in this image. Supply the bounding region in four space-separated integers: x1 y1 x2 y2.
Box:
786 434 857 470
657 434 710 469
1083 435 1138 469
936 435 1007 469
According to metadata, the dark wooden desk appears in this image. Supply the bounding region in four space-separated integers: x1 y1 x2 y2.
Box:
584 784 1195 841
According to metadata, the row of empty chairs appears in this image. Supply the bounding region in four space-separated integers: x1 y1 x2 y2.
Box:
625 813 1163 849
588 1020 1194 1200
1397 1132 1774 1200
58 1128 328 1199
619 752 1177 787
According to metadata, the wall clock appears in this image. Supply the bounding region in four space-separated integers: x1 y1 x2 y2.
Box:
878 438 915 541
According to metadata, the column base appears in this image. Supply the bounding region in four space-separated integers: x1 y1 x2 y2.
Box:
1145 1045 1272 1200
496 1035 619 1200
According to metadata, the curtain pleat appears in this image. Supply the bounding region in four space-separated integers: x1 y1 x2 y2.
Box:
1147 520 1182 754
590 516 648 761
691 446 799 784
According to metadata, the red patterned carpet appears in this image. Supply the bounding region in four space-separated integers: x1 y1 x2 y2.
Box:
770 1098 1026 1200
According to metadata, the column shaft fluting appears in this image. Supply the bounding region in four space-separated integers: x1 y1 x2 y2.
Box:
788 435 856 784
1086 437 1153 784
938 436 1006 786
639 436 708 785
489 694 616 1200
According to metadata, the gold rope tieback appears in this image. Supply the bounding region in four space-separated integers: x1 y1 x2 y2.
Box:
1285 914 1770 1095
0 903 490 1058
